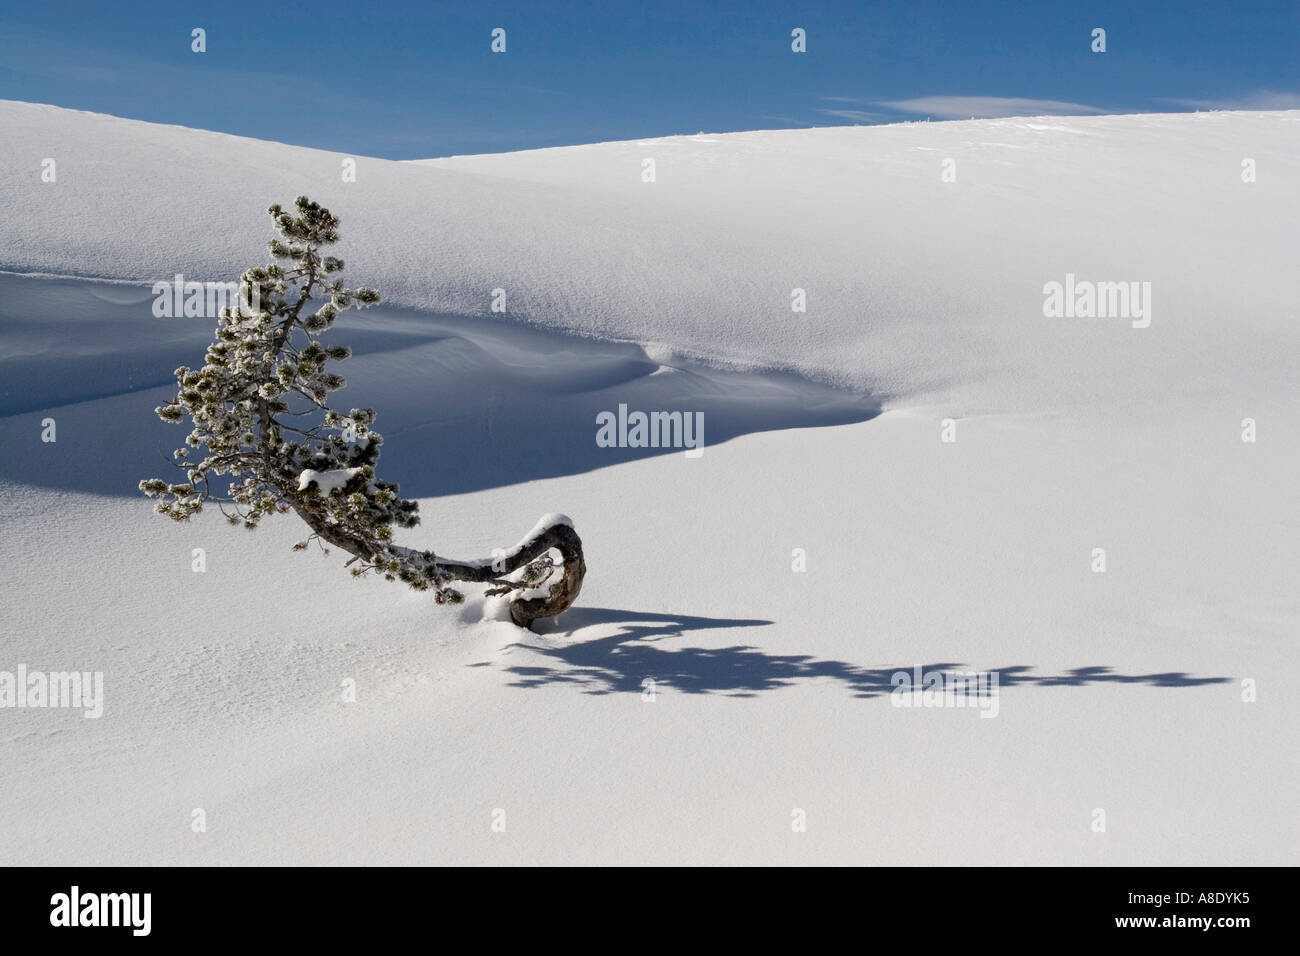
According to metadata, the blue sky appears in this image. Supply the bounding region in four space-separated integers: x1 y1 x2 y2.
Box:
2 0 1296 158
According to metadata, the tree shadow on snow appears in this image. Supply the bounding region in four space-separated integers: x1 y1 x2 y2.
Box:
503 607 1232 698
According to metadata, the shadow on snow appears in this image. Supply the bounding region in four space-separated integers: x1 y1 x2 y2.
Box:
502 606 1232 698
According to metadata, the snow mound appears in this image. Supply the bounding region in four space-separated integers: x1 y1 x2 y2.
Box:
4 100 1296 412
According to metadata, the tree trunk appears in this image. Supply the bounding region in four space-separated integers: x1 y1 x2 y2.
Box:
438 519 587 629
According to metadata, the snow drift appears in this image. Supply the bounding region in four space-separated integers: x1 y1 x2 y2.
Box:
0 101 1296 865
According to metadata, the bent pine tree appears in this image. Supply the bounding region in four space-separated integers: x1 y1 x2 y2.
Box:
141 197 585 628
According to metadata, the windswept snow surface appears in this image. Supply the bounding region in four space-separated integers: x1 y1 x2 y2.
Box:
0 101 1297 864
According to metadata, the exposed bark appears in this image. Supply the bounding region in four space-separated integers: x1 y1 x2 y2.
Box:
276 462 585 627
437 522 587 628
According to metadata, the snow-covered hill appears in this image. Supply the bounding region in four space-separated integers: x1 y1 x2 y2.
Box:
1 101 1296 864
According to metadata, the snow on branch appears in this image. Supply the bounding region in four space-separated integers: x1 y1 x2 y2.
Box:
140 197 585 628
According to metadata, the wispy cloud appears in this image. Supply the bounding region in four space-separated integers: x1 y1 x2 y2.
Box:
1163 90 1300 110
818 108 887 123
876 96 1109 120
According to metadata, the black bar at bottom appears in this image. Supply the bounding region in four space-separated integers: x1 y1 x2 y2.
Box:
1 865 1283 942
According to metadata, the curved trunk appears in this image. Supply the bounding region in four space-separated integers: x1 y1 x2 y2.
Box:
439 521 587 629
260 404 585 628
